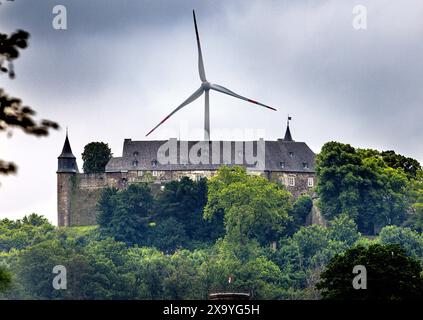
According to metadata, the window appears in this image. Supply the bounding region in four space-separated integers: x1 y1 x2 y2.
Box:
151 159 158 167
280 161 285 169
133 151 139 157
308 177 314 187
132 160 138 167
303 162 309 169
137 171 144 177
152 170 158 177
288 152 294 157
288 176 295 186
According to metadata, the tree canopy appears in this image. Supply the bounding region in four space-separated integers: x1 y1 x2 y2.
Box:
81 142 112 173
97 184 154 246
97 177 225 252
204 166 292 245
317 243 423 300
316 142 416 234
0 266 11 293
405 170 423 232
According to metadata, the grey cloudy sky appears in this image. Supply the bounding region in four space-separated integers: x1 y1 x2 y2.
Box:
1 0 422 224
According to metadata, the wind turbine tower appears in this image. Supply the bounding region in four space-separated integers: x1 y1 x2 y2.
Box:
146 10 277 141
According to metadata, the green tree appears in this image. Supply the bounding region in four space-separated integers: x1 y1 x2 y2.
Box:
0 265 11 292
273 216 361 290
20 213 50 226
82 142 112 173
317 244 423 300
123 247 170 299
317 142 410 234
97 184 155 246
0 214 54 252
405 170 423 231
289 225 330 268
378 226 423 261
286 195 313 236
204 166 292 245
146 217 187 253
157 177 224 244
163 249 207 299
4 234 136 299
381 150 421 180
328 214 361 246
202 239 285 299
96 187 118 230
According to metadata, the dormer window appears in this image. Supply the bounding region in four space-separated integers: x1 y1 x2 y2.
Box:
133 151 139 157
151 159 158 167
132 160 138 167
303 162 309 169
280 161 285 169
288 152 294 157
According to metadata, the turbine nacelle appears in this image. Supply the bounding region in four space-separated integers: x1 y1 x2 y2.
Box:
146 10 277 140
201 81 211 90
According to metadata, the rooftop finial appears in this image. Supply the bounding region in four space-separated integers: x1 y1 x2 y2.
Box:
284 115 293 141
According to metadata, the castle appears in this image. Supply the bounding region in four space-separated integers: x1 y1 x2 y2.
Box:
57 123 317 227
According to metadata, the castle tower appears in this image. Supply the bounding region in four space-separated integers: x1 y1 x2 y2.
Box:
284 116 293 141
57 132 79 227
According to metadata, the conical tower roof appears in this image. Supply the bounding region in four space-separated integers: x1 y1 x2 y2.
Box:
284 124 293 141
58 133 76 159
57 132 78 173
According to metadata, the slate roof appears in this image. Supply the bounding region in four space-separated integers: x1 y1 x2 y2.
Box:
58 134 79 173
284 125 293 142
58 134 76 159
105 138 315 173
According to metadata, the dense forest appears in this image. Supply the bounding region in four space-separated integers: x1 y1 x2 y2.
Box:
0 142 422 299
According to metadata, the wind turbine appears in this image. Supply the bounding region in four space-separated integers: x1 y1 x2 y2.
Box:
146 10 277 141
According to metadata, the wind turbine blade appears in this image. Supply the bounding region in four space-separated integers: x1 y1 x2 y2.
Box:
193 10 207 82
210 83 277 111
146 87 204 136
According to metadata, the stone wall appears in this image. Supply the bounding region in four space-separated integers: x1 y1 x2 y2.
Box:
58 169 317 227
57 173 73 227
267 171 316 198
305 199 327 227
